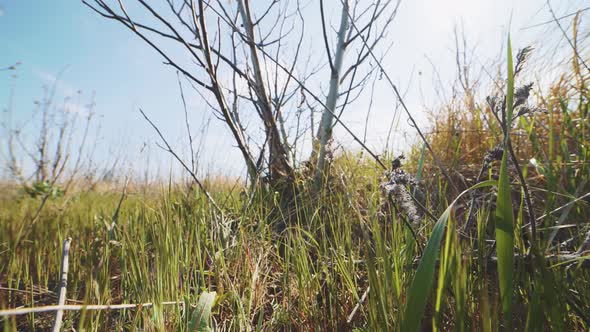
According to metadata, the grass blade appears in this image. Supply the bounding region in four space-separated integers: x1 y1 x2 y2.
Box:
402 180 496 331
189 291 216 332
495 35 515 328
415 143 427 183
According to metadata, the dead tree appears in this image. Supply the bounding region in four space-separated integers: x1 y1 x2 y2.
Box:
1 75 96 195
85 0 398 190
84 0 307 186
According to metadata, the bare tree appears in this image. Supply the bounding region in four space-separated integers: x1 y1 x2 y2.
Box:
1 74 96 195
84 0 398 191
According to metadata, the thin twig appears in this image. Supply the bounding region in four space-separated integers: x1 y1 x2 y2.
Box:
139 108 222 213
346 286 369 323
177 72 196 174
255 46 387 170
0 287 83 303
319 0 334 72
117 0 137 31
535 191 590 223
546 0 590 73
110 177 129 238
52 237 72 332
521 6 590 30
0 301 182 317
341 0 459 193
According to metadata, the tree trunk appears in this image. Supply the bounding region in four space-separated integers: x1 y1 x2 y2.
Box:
314 1 349 187
237 0 294 185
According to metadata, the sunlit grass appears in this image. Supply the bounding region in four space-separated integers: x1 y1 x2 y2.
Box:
2 34 590 332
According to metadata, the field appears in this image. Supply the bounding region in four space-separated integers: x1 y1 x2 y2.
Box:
2 67 590 331
2 6 590 332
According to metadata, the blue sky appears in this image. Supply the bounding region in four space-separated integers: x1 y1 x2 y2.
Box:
0 0 586 180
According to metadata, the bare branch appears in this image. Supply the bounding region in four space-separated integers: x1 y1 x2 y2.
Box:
341 0 459 192
546 0 590 73
320 0 335 72
255 44 387 170
139 108 222 213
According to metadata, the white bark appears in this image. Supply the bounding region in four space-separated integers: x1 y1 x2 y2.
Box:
314 1 350 186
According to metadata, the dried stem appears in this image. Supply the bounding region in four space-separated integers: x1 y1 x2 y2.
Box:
1 301 182 317
52 237 72 332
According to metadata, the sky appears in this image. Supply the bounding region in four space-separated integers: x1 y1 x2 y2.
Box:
0 0 587 181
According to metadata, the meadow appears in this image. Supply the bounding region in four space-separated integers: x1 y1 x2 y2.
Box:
2 17 590 332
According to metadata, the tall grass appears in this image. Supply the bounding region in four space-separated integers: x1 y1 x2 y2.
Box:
2 31 590 331
494 35 515 329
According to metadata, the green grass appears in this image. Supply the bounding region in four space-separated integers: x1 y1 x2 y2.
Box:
2 36 590 331
494 35 516 328
1 149 588 331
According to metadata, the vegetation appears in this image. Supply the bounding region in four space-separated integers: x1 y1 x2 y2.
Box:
1 2 590 332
